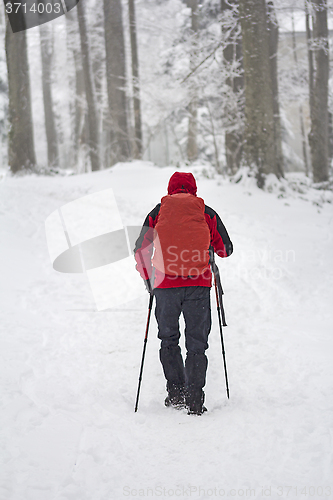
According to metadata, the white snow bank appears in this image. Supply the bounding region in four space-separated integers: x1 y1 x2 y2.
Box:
230 167 333 208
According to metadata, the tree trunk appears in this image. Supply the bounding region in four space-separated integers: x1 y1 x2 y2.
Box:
305 4 315 123
238 0 279 186
221 0 243 175
39 23 58 168
73 45 89 169
291 8 309 176
308 0 329 183
0 6 7 161
91 12 104 106
77 0 100 171
66 9 88 170
104 0 130 163
129 0 143 159
5 18 36 173
267 1 283 178
187 0 199 162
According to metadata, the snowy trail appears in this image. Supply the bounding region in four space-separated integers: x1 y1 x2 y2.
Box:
1 162 333 500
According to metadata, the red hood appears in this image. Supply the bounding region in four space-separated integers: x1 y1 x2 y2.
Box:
167 172 197 196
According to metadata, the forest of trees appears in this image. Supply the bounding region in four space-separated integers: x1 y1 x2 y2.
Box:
0 0 332 187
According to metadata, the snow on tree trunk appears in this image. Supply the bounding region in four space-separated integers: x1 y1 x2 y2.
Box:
77 0 100 172
290 9 309 176
221 0 243 175
104 0 130 163
5 18 36 173
187 0 198 163
129 0 143 159
66 10 89 171
91 12 104 107
305 4 315 125
73 46 88 170
267 1 283 178
238 0 280 186
308 0 329 183
39 24 58 169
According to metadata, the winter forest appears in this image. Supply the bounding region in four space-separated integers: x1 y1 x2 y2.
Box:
1 1 333 499
0 0 333 186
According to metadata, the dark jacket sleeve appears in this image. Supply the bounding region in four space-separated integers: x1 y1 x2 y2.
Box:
134 204 160 279
204 205 233 258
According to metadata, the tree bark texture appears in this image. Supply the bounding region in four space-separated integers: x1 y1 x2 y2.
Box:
104 0 130 163
308 0 329 183
267 1 283 178
73 46 88 160
221 0 243 174
292 8 309 176
187 0 199 163
5 19 36 173
129 0 143 159
91 12 104 106
239 0 280 184
77 0 100 171
66 10 88 168
39 23 58 168
305 4 315 123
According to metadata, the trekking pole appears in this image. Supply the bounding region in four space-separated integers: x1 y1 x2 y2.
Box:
210 251 230 399
134 292 154 412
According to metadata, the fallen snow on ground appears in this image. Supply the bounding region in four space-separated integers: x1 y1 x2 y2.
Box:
1 161 333 500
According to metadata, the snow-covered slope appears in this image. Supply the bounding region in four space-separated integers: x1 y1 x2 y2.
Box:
1 162 332 500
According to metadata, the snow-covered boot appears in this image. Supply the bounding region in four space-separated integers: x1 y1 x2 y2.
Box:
186 387 207 415
185 353 208 414
164 383 186 409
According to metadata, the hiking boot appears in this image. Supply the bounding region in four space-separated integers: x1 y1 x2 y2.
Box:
186 388 207 415
164 384 186 409
187 404 207 416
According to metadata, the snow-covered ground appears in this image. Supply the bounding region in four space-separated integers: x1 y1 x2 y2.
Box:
1 161 333 500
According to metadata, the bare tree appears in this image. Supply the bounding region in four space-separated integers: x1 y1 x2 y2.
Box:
267 1 283 178
77 0 100 171
305 2 315 126
66 10 85 169
238 0 282 186
5 17 36 173
187 0 199 162
104 0 130 163
66 10 88 170
0 5 8 164
221 0 243 174
291 8 309 176
308 0 329 183
90 11 105 107
129 0 143 159
39 23 58 168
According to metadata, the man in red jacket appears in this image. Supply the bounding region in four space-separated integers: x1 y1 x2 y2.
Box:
134 172 233 415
